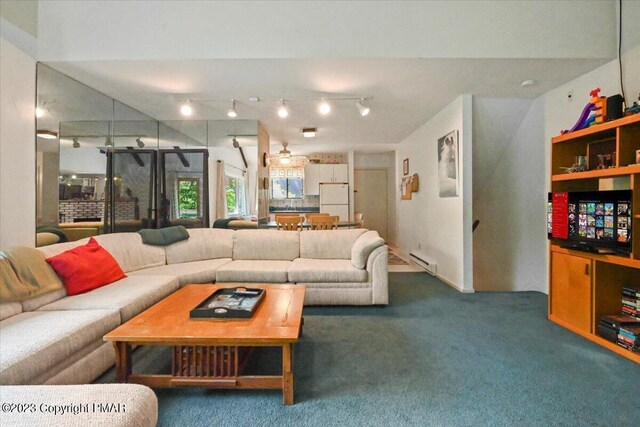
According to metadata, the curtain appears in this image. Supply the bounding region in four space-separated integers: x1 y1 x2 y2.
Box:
215 160 227 219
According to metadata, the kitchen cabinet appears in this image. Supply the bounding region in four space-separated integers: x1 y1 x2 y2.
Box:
304 164 348 195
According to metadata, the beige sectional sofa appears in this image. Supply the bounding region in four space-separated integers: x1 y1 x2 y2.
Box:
0 228 387 388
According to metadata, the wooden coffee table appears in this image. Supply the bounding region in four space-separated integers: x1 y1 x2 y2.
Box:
104 284 305 404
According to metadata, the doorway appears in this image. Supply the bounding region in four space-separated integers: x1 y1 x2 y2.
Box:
354 168 388 240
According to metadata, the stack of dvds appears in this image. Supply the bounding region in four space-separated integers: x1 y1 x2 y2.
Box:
622 286 639 319
617 325 640 353
598 314 640 343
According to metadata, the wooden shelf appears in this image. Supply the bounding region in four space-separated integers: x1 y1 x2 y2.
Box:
552 114 640 144
549 315 640 364
552 164 640 181
550 245 640 269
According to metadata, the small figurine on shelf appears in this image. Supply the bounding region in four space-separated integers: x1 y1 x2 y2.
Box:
560 155 588 173
625 93 640 116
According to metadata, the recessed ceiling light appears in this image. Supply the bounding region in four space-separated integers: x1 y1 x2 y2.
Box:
227 99 237 118
319 100 330 115
180 101 193 116
37 130 57 139
278 99 288 118
521 79 536 87
35 107 45 118
357 98 370 117
303 128 316 138
248 96 260 102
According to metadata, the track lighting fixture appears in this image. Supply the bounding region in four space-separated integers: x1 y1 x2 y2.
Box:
319 100 330 115
357 98 370 117
278 99 289 118
180 101 193 117
72 137 80 148
136 137 145 148
227 99 237 118
302 128 316 138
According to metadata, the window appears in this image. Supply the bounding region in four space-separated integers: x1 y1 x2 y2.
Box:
225 175 245 215
177 178 200 219
271 177 303 199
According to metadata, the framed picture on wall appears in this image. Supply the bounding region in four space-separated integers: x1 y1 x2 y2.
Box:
403 158 409 176
437 130 459 197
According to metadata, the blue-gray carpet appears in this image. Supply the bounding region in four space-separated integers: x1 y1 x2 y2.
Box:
98 273 640 426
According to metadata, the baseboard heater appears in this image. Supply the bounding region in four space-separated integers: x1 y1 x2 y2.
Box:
409 251 437 276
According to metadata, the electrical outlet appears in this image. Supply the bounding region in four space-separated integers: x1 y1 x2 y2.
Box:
567 90 574 102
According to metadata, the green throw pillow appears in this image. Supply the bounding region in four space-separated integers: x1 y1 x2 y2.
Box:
138 226 190 246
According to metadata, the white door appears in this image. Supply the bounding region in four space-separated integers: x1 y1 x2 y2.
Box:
304 164 322 195
354 169 388 240
332 164 349 183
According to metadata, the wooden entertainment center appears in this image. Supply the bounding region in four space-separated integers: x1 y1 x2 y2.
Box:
549 114 640 364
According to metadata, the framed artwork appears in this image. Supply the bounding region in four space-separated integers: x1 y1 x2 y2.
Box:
437 130 459 197
403 158 409 176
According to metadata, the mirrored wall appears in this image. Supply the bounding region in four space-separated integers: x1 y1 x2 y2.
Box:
36 64 259 243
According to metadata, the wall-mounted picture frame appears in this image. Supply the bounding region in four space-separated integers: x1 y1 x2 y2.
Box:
437 130 459 197
403 158 409 176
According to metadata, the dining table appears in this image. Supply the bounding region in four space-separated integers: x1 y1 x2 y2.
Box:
260 221 360 229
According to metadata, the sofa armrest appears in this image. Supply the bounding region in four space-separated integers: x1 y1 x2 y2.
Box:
366 245 388 305
351 230 384 269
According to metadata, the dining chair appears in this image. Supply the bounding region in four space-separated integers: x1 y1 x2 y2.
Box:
276 215 304 231
355 212 364 228
309 215 339 230
305 212 330 222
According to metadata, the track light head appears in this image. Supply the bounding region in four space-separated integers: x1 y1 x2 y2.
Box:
357 98 370 117
278 99 288 118
136 137 145 148
72 137 80 148
319 100 330 115
232 137 240 148
180 101 193 117
227 99 237 118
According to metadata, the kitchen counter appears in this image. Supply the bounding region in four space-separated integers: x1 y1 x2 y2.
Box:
269 207 320 213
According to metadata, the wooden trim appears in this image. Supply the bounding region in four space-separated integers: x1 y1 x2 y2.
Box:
549 315 640 364
552 164 640 181
552 114 640 144
550 245 640 269
128 374 283 389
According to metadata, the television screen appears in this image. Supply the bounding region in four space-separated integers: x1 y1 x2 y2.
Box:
548 190 632 254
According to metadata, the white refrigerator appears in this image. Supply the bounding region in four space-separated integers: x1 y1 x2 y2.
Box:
319 183 349 220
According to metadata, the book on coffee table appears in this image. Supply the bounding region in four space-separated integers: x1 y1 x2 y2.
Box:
190 287 266 319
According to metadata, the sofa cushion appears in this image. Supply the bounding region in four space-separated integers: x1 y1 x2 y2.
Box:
351 230 385 269
0 384 158 427
92 233 166 273
37 234 166 273
37 276 179 322
216 260 292 283
0 302 22 321
130 259 232 285
165 229 234 264
20 288 67 312
45 237 126 295
0 309 120 384
233 230 299 261
288 259 368 283
299 229 367 259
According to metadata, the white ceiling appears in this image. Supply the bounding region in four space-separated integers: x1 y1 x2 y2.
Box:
47 58 609 153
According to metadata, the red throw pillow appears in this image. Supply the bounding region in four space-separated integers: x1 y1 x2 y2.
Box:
46 237 126 295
